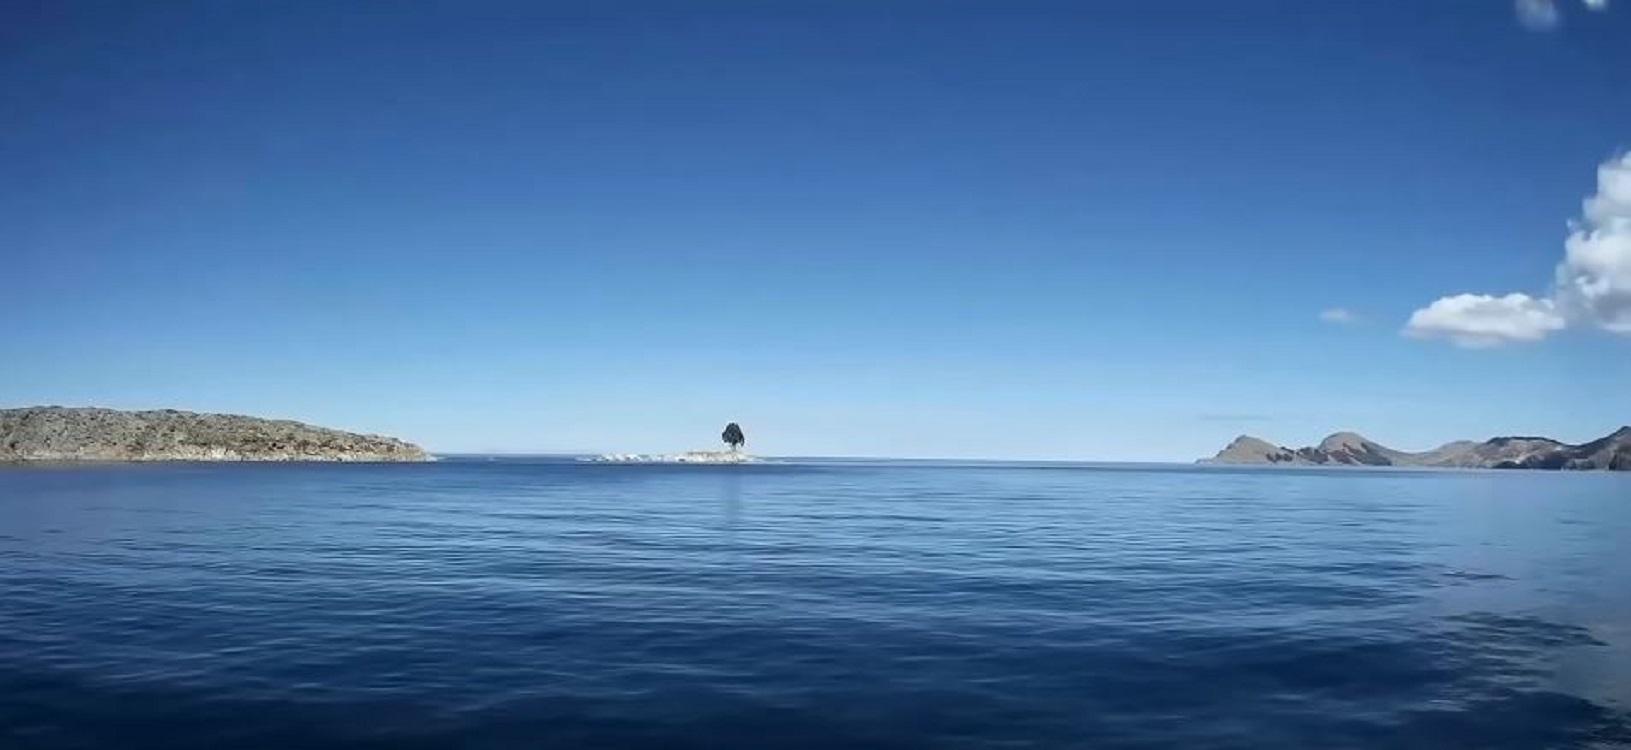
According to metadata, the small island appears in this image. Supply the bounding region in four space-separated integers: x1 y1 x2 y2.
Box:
589 421 760 464
0 406 431 462
590 451 760 464
1204 426 1631 471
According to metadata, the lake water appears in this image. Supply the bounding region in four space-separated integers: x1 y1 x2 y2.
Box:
2 458 1629 748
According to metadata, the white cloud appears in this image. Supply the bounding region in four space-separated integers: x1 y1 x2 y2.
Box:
1555 153 1631 332
1319 308 1358 324
1405 293 1566 348
1407 153 1631 347
1517 0 1563 29
1517 0 1612 29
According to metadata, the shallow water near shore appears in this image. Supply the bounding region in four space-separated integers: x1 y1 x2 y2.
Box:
2 458 1629 748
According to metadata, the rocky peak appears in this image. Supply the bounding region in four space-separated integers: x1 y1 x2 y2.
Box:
1209 435 1300 464
1202 426 1630 471
1317 432 1373 453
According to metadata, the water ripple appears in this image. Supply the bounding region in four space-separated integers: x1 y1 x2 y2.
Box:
2 460 1629 748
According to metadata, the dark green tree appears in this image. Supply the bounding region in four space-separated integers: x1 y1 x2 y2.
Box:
721 422 745 452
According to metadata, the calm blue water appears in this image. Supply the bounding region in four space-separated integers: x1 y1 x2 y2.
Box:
2 458 1629 749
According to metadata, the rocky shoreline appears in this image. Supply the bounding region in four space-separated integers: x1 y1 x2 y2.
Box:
588 451 760 464
0 407 431 462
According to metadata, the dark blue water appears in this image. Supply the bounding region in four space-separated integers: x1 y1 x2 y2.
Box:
2 459 1629 749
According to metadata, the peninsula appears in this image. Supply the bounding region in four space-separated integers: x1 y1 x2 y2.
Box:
0 407 431 462
1205 427 1631 471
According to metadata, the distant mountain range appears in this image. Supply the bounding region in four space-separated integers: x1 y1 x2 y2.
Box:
1206 427 1631 471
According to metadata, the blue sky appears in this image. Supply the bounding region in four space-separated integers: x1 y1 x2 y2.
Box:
4 1 1629 459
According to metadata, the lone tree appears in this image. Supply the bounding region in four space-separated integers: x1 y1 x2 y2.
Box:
721 422 745 452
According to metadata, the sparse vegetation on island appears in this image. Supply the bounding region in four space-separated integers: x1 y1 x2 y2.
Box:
0 407 430 462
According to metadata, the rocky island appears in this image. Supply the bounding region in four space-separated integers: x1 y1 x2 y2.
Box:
0 407 431 462
589 421 760 464
589 451 760 464
1205 426 1631 471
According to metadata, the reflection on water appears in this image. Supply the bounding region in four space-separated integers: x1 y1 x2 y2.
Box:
719 469 742 532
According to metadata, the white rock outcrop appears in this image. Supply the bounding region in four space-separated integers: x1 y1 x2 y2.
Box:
588 451 760 464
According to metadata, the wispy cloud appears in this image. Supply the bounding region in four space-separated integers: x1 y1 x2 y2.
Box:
1319 308 1359 325
1516 0 1612 31
1517 0 1563 29
1406 153 1631 347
